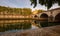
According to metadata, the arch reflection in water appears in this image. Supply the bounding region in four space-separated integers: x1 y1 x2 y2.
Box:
34 20 48 27
34 20 60 27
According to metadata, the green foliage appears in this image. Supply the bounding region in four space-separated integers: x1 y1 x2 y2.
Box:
30 0 37 8
0 6 32 15
30 0 60 9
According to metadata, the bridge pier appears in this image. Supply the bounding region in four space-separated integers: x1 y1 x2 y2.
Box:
48 15 54 22
53 17 55 22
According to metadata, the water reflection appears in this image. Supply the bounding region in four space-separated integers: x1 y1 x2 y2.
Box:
31 23 39 29
34 20 60 27
0 22 31 32
0 20 60 32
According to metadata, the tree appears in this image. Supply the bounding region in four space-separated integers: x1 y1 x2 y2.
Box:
30 0 60 9
22 8 32 15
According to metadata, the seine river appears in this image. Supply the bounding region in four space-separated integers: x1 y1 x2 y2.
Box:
0 20 60 32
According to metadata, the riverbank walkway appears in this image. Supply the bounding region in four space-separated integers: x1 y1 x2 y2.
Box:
0 25 60 36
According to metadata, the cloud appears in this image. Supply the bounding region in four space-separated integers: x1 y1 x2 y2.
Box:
0 0 20 7
0 0 59 10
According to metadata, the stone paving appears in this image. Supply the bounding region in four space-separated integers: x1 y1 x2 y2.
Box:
0 25 60 36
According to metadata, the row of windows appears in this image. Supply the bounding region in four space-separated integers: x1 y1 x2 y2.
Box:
0 15 32 18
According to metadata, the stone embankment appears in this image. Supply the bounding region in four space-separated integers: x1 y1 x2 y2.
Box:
0 25 60 36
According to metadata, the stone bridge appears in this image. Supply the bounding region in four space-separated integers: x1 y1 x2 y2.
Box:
33 8 60 22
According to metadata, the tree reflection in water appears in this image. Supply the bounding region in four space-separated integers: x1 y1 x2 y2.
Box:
0 22 31 32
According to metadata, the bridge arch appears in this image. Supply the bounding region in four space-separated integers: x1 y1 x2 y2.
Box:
40 13 48 21
40 13 48 18
55 13 60 22
34 15 38 18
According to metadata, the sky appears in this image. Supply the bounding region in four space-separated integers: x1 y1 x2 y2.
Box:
0 0 60 11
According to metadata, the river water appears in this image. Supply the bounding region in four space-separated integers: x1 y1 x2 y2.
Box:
0 20 60 32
